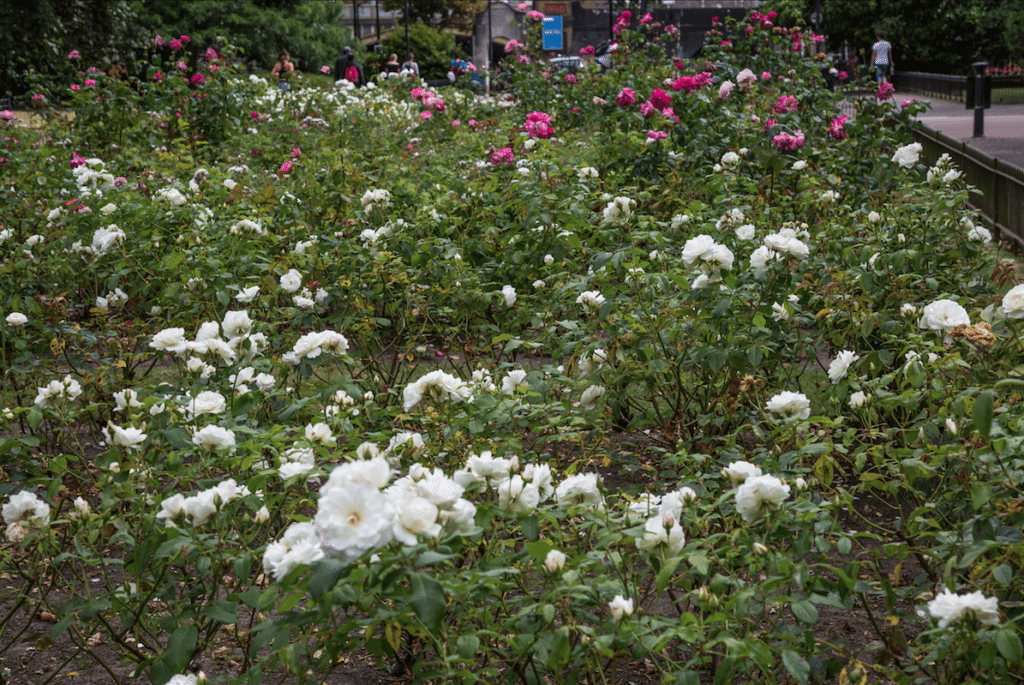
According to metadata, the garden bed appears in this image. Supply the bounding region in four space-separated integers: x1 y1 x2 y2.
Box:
1 9 1022 685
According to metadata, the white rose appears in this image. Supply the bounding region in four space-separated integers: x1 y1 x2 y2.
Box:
279 269 303 293
5 312 28 327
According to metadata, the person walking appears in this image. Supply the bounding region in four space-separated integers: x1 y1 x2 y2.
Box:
271 51 295 91
871 31 894 85
333 46 366 87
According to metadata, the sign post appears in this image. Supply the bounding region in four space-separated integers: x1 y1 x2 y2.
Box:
542 16 563 52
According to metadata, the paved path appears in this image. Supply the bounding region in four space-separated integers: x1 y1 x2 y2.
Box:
915 98 1024 169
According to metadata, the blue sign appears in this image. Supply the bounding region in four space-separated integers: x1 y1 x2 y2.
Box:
542 16 563 51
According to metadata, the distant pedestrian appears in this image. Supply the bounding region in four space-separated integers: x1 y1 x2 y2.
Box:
401 52 420 78
334 46 366 88
271 51 295 91
871 31 894 85
385 53 401 78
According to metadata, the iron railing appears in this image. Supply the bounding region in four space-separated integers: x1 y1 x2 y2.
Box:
893 71 1024 104
910 125 1024 254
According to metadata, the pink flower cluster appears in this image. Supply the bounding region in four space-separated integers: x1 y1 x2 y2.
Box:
190 73 206 86
505 39 524 54
761 118 778 132
320 65 330 74
154 35 165 47
672 72 713 94
984 64 1021 76
827 115 849 141
772 95 799 113
616 87 636 108
579 45 595 56
877 82 895 101
639 12 653 25
84 79 96 87
664 24 679 37
491 147 515 166
527 10 544 21
901 98 918 109
772 130 805 151
612 10 632 36
411 88 446 111
31 94 46 107
649 88 671 109
291 147 301 158
524 111 553 139
205 48 218 62
280 160 293 174
647 130 667 141
749 10 777 29
565 73 577 85
68 50 81 60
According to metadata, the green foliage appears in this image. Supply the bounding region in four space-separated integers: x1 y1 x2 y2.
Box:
382 21 457 81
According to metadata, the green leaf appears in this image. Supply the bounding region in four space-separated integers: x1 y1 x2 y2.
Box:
456 635 480 660
972 482 992 511
791 600 819 626
993 564 1012 585
160 625 198 675
200 600 239 625
27 406 43 431
656 556 682 592
973 391 994 440
307 559 346 600
521 515 539 542
163 426 194 450
407 572 446 634
546 627 571 671
997 629 1023 664
782 649 810 685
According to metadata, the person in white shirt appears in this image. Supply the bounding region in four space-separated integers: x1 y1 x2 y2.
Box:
871 31 894 84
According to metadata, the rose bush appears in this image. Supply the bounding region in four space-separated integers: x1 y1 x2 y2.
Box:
0 7 1021 685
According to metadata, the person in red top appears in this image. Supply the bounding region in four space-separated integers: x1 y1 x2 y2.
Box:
271 51 295 91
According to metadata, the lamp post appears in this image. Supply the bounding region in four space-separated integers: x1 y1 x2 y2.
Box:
973 61 988 138
487 0 493 94
404 0 410 63
352 0 360 43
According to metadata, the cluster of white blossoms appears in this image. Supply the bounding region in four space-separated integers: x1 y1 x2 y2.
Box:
360 221 396 247
3 490 50 543
1001 284 1024 319
763 226 810 259
156 479 252 527
262 521 325 581
925 153 962 185
765 391 811 421
151 310 267 367
104 420 148 452
602 196 635 223
682 234 735 287
918 299 970 337
628 486 696 562
962 216 992 244
735 474 791 522
403 370 473 412
500 284 517 307
95 287 129 312
891 142 923 169
155 186 188 207
576 166 599 181
827 350 860 384
715 208 746 231
229 218 266 236
33 375 83 410
72 157 115 197
360 188 391 213
282 329 348 366
307 455 477 568
576 290 606 312
922 588 1001 629
721 460 762 487
72 224 126 263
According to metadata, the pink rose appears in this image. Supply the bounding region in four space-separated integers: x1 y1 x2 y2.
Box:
280 160 293 174
84 79 96 86
68 50 80 60
321 65 330 74
616 87 636 108
420 110 433 120
649 88 671 109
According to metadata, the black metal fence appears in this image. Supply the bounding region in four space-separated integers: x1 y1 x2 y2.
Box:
910 125 1024 254
893 71 1024 104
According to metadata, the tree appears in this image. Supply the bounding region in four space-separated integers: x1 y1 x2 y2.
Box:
382 21 456 81
820 0 1017 74
381 0 483 31
1 0 149 99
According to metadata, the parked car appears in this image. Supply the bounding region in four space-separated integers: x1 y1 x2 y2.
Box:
548 56 585 73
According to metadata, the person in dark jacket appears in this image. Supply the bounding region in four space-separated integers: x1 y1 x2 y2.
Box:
333 46 366 87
